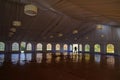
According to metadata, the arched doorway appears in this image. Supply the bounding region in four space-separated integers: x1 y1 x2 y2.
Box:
36 43 42 51
79 44 82 52
63 44 68 51
12 42 19 51
85 44 90 52
0 42 5 51
106 44 114 53
56 44 60 51
73 44 78 53
20 42 26 52
26 43 32 51
47 43 52 51
94 44 101 52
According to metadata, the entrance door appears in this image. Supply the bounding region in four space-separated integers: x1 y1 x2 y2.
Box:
73 44 78 53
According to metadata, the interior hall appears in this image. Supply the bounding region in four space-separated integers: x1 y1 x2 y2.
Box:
0 0 120 80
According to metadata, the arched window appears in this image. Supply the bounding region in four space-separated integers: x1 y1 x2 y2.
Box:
47 43 52 51
12 42 19 51
36 43 42 51
20 42 26 51
85 44 90 52
70 44 73 51
94 44 101 52
107 44 114 53
0 42 5 51
56 44 60 51
79 44 82 51
26 43 32 51
63 44 68 51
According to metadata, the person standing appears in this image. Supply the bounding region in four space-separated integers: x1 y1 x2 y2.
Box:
74 46 77 53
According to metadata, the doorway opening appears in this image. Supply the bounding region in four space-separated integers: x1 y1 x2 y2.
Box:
73 44 78 54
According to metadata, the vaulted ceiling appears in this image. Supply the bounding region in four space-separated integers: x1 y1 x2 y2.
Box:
0 0 120 42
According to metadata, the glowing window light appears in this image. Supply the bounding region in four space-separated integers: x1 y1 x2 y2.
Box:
26 43 32 51
12 42 19 51
0 42 5 51
36 43 42 51
94 44 101 52
85 44 90 52
56 44 60 51
107 44 114 53
21 51 24 53
20 42 26 52
47 43 52 51
79 44 82 51
63 44 68 50
24 4 37 16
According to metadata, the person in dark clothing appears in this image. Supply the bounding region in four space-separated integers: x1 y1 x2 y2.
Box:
74 46 77 53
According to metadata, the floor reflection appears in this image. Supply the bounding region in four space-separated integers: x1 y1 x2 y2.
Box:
46 53 52 63
0 52 119 68
72 55 78 62
106 55 115 67
36 53 43 63
55 56 61 63
84 53 90 63
55 52 61 56
11 54 19 64
1 53 120 80
63 52 67 56
78 53 82 62
0 54 4 66
20 53 25 65
94 54 101 64
26 53 32 63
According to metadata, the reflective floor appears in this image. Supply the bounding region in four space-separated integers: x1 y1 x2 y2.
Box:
0 53 120 80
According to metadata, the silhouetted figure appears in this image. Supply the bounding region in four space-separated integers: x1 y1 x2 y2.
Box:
74 46 77 53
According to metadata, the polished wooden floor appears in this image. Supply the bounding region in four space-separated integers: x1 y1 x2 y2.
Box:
0 53 120 80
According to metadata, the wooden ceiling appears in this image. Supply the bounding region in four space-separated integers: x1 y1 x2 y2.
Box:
0 0 120 42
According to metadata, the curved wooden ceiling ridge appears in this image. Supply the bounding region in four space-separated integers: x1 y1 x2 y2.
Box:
0 0 120 42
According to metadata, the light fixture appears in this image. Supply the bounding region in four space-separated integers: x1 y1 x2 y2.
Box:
50 35 54 38
101 35 104 38
8 32 14 37
10 27 16 32
13 1 22 27
13 21 21 27
73 30 78 34
24 4 38 16
86 37 89 39
58 33 63 37
96 24 103 30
